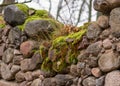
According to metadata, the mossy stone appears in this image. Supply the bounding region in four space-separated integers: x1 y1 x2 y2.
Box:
15 4 29 15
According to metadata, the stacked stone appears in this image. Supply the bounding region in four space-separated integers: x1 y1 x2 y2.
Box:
1 0 120 86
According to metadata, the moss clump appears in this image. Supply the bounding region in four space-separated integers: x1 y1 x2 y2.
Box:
34 10 49 18
41 57 53 72
40 23 90 73
15 4 29 15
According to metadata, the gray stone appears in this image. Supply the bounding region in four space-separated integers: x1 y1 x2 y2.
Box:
86 41 102 56
25 20 54 40
70 64 78 76
13 55 23 65
0 44 5 58
87 22 101 39
105 70 120 86
0 80 19 86
97 15 109 29
24 72 33 81
20 59 31 72
82 77 96 86
110 7 120 37
96 76 105 86
8 27 21 47
15 71 25 82
31 79 42 86
10 65 20 74
1 63 13 80
54 74 74 86
103 39 112 49
4 5 28 26
98 50 120 72
2 48 14 64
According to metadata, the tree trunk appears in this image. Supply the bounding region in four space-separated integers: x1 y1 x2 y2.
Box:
0 0 15 13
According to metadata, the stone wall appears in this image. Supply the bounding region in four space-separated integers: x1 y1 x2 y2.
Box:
0 1 120 86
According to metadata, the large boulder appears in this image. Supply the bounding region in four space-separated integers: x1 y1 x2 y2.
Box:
105 70 120 86
86 22 101 39
109 7 120 37
4 4 29 26
24 19 55 40
93 0 120 13
98 50 120 72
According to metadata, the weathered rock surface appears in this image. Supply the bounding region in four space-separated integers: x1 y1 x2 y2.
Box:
82 77 96 86
105 70 120 86
110 7 120 37
86 41 102 56
25 20 54 40
2 48 14 64
87 22 101 39
98 51 120 72
97 15 109 29
4 5 27 26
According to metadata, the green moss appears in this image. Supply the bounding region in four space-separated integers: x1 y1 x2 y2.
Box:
15 4 29 15
0 24 5 28
34 10 49 18
52 58 67 72
41 57 53 72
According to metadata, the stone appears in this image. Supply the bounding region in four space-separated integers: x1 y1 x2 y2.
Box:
2 48 14 64
86 41 102 56
10 65 20 74
54 74 74 86
15 71 25 82
25 20 54 40
103 39 112 49
98 50 120 72
77 78 82 86
0 62 13 80
0 44 5 58
0 80 19 86
4 5 28 26
105 70 120 86
86 22 101 39
42 78 56 86
70 64 78 76
8 27 21 48
77 62 85 75
110 7 120 37
100 29 110 39
20 40 38 57
93 0 120 13
91 67 102 77
13 55 24 65
82 77 96 86
96 76 105 86
14 49 22 55
20 59 31 72
24 72 33 81
31 79 42 86
97 15 109 29
116 42 120 52
32 70 43 79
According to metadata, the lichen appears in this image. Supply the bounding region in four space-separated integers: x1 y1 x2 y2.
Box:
15 4 29 15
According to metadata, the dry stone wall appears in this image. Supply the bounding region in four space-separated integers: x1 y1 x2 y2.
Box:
0 0 120 86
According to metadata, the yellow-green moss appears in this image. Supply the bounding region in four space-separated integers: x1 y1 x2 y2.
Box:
15 4 29 15
41 57 53 72
34 10 49 18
